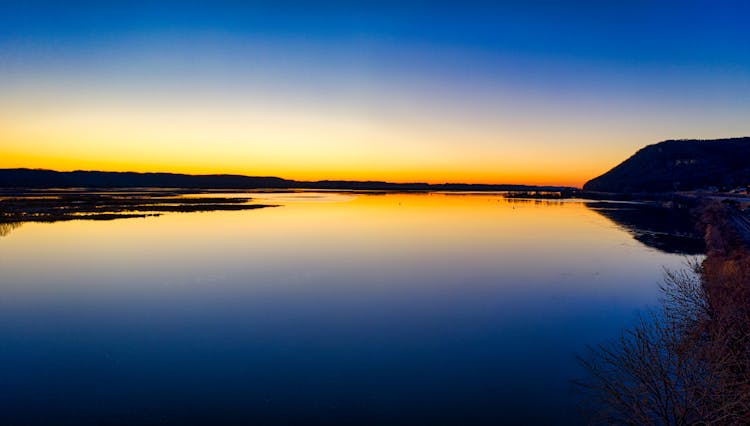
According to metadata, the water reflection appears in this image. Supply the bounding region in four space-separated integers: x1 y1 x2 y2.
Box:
504 197 573 206
0 193 691 425
0 221 22 237
1 191 705 254
0 192 275 225
585 201 705 254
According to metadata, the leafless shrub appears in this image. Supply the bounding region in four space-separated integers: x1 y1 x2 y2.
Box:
577 259 750 425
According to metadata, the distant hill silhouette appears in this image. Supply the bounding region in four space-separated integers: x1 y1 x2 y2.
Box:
583 138 750 193
0 168 572 192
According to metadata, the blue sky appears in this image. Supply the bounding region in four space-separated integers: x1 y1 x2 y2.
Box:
1 1 748 185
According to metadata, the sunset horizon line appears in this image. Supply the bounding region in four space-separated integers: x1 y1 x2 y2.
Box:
0 166 584 189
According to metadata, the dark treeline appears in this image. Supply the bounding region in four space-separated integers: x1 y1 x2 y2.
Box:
0 168 573 192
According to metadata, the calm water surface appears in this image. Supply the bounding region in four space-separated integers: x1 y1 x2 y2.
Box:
0 193 693 424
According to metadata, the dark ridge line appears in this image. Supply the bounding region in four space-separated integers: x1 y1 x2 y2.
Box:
0 168 576 192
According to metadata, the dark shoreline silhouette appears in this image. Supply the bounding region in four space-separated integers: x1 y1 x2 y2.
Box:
0 168 574 192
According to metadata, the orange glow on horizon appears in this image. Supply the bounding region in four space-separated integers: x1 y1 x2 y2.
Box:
0 136 609 189
0 152 598 188
0 95 623 188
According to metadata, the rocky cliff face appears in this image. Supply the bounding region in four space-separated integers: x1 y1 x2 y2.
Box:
584 138 750 193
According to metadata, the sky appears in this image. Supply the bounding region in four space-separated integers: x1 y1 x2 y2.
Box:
1 1 749 187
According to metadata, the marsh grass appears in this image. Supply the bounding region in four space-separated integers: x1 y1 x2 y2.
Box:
0 192 276 226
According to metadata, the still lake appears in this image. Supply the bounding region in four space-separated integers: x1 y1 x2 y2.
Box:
0 192 696 424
